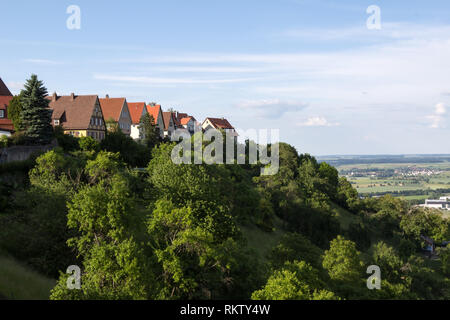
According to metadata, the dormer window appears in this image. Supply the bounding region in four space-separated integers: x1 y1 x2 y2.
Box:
54 119 60 125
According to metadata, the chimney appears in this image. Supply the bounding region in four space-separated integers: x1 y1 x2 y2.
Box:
52 92 57 101
70 93 75 101
106 94 109 99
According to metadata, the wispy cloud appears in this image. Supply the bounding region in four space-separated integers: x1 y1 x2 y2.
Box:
297 117 340 127
279 23 450 42
93 74 259 85
236 99 307 118
150 66 263 73
23 58 64 65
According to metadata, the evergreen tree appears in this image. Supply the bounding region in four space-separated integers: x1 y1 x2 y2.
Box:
138 113 159 149
20 74 53 144
8 95 23 131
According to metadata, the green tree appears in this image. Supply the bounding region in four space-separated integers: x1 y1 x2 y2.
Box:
336 177 360 212
318 162 339 200
252 261 337 300
138 113 160 149
0 150 81 277
322 236 364 283
51 173 153 300
101 127 151 167
146 143 264 299
268 233 323 270
400 208 450 244
438 246 450 276
78 136 100 152
7 95 23 131
346 222 371 251
147 143 238 241
105 117 119 131
370 195 407 238
372 242 403 283
148 199 231 299
20 74 53 144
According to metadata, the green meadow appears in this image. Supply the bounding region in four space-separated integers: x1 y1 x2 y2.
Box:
320 156 450 200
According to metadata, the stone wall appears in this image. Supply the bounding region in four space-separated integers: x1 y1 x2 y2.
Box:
0 141 57 164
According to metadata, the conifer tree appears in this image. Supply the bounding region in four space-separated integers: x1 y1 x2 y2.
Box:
20 74 53 144
138 113 159 149
8 95 23 131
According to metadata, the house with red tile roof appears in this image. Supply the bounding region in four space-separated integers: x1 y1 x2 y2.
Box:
47 93 106 141
202 117 238 138
99 95 132 136
203 117 234 130
162 111 178 138
175 112 188 123
177 113 197 134
0 78 14 137
128 102 148 140
147 103 165 139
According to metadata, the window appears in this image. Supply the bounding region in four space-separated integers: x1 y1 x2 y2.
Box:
0 110 5 118
54 119 60 125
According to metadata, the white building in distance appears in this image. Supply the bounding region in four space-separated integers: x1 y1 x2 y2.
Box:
424 196 450 210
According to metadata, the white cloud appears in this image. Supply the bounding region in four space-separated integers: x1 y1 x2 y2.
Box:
93 74 259 85
149 66 263 73
236 99 307 118
71 21 450 153
102 23 450 112
435 102 446 115
23 59 63 65
428 103 447 128
297 117 340 127
279 23 450 43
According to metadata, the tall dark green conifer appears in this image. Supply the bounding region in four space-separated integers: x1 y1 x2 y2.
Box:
7 95 23 131
138 113 159 149
20 74 53 144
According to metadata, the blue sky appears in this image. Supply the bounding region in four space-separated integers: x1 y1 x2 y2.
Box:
1 0 450 155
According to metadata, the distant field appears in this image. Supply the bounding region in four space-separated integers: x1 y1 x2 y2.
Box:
348 173 450 194
317 155 450 202
337 162 450 171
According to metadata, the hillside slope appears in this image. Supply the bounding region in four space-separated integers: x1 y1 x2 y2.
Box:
0 254 55 300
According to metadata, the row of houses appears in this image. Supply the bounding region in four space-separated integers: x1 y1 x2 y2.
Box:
0 77 237 141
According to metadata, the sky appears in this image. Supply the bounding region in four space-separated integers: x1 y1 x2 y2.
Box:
1 0 450 155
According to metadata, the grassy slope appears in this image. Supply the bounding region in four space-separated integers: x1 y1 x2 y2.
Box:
0 254 55 300
239 216 286 262
240 203 361 263
330 203 361 230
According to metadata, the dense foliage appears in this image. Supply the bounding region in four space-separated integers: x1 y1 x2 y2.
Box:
0 131 449 300
19 74 53 145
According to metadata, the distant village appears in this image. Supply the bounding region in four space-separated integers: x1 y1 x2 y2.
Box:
343 167 444 179
0 77 237 140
